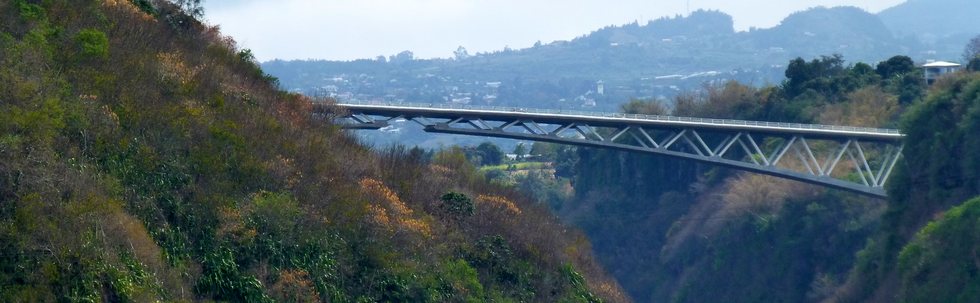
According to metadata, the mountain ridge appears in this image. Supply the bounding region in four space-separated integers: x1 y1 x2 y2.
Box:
265 5 939 116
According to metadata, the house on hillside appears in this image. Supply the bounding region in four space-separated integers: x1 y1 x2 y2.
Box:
922 60 962 84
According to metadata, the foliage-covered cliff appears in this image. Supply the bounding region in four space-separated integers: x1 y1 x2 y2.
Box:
839 72 980 302
0 1 626 301
560 55 931 302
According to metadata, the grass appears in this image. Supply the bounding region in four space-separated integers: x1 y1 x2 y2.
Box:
479 161 551 172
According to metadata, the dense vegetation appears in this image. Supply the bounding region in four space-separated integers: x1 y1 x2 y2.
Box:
552 55 905 302
257 0 980 298
0 1 626 301
896 196 980 302
840 72 980 302
546 48 980 302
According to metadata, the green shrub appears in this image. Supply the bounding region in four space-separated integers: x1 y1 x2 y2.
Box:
196 248 272 302
76 28 108 59
441 192 475 218
898 196 980 302
560 264 603 303
129 0 156 15
969 57 980 72
442 259 486 302
16 0 44 21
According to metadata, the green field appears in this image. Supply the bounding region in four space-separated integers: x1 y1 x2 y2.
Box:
479 161 551 172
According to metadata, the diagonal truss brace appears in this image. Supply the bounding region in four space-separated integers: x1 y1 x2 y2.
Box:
340 109 903 198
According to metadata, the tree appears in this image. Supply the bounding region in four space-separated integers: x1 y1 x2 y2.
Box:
782 55 847 99
553 146 578 180
969 57 980 72
475 142 503 166
484 170 509 183
131 0 156 14
158 0 204 31
453 46 470 61
76 29 109 60
876 55 916 79
530 142 558 162
872 56 924 104
845 62 881 92
440 192 474 219
389 50 414 63
174 0 204 18
620 98 668 115
673 82 760 119
513 143 527 160
964 34 980 62
891 72 926 104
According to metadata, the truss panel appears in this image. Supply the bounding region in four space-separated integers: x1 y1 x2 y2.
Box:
335 103 904 198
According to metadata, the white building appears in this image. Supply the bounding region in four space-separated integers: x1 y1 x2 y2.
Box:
922 61 962 84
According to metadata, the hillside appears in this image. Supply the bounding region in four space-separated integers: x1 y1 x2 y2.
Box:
878 0 980 47
0 0 626 301
549 55 913 301
264 6 918 118
253 2 980 300
552 54 980 301
751 7 899 59
839 72 980 302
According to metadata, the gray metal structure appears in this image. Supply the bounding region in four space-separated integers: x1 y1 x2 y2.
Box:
329 102 905 198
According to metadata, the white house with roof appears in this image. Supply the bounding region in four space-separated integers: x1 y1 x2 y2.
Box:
922 61 962 84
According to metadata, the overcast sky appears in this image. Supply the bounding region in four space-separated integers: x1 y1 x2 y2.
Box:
202 0 907 62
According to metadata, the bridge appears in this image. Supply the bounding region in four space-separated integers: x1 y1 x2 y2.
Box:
325 102 905 198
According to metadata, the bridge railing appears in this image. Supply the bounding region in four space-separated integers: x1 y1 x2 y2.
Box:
333 101 903 136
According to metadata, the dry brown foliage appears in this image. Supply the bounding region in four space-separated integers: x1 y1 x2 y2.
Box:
673 81 759 119
359 178 432 237
620 98 669 115
476 194 522 215
269 269 319 303
819 86 900 128
721 174 809 217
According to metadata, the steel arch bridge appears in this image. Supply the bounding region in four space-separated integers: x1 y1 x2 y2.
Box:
326 102 905 198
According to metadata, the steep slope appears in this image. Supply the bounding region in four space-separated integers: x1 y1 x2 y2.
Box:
896 196 980 302
837 72 980 302
0 1 626 301
561 58 980 302
562 57 922 302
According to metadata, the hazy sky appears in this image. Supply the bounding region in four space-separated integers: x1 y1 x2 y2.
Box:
202 0 907 61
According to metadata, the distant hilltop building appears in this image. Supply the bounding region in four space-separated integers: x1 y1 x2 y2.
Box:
922 60 962 84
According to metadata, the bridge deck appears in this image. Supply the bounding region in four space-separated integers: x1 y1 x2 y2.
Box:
331 101 905 198
334 102 903 142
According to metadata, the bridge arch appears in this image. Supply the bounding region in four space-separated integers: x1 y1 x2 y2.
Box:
329 102 904 198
